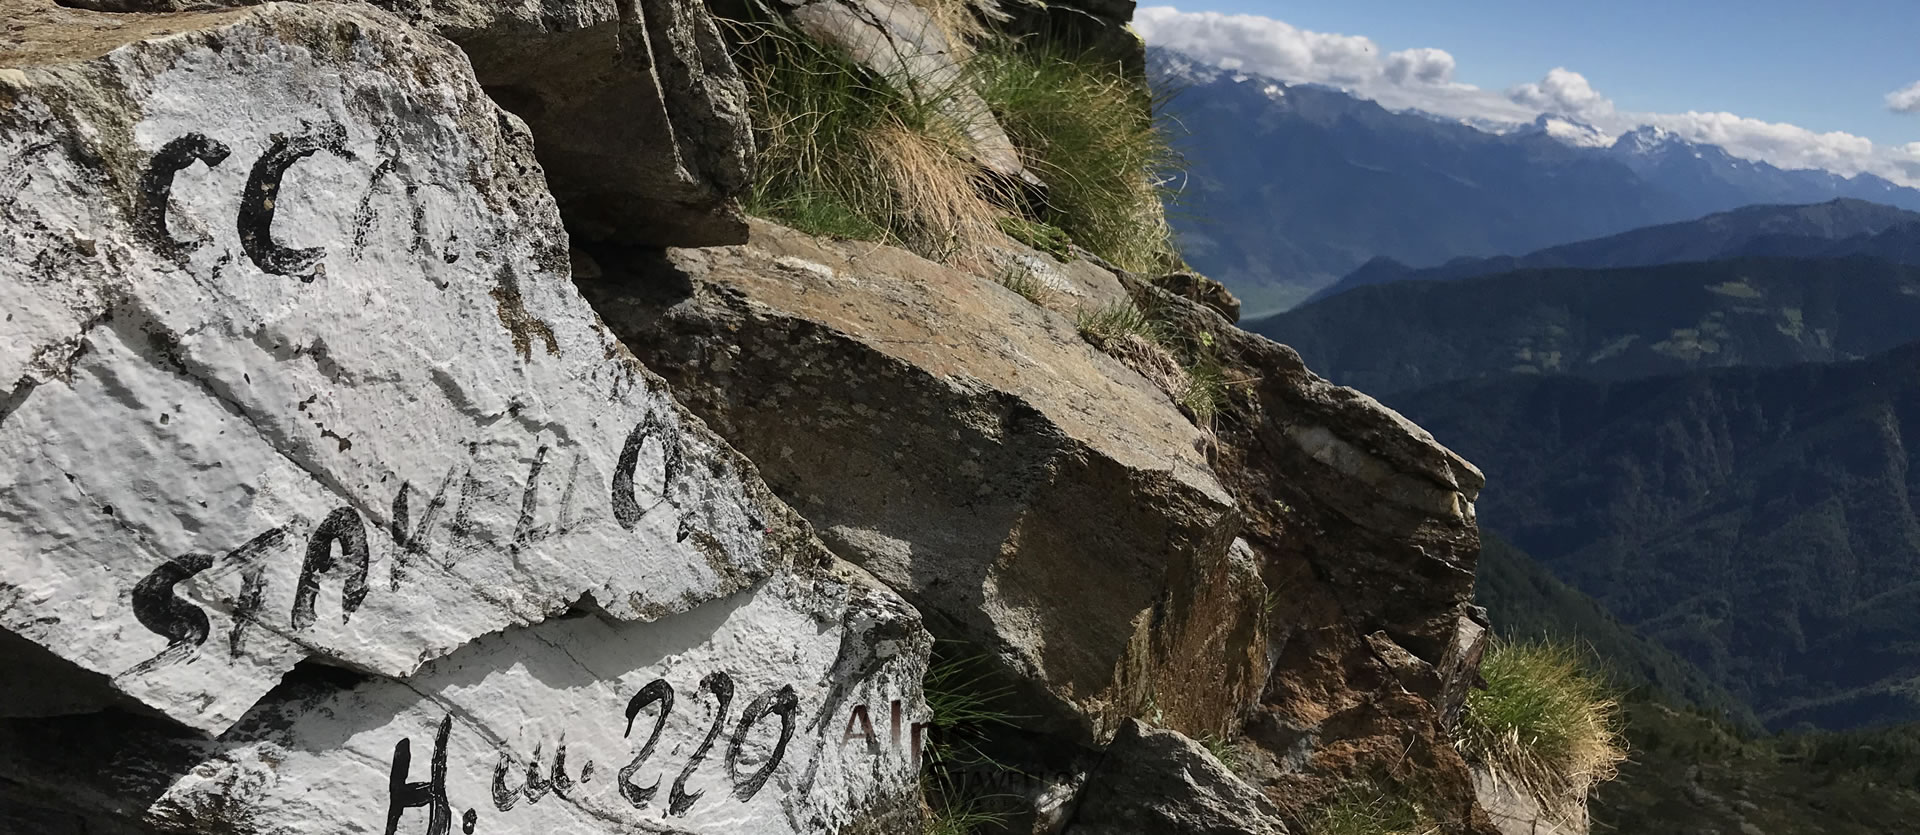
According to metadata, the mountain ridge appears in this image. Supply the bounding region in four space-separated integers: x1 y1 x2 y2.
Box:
1308 198 1920 302
1249 255 1920 396
1151 46 1920 314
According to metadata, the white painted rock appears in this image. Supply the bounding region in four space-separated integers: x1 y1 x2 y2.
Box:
0 2 928 831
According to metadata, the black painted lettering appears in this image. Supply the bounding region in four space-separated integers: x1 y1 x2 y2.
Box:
294 506 370 630
384 715 453 835
509 445 550 551
549 742 574 799
890 699 903 746
125 553 215 676
390 469 454 591
668 671 734 817
239 122 350 280
611 410 680 531
617 678 674 809
728 684 799 802
223 527 289 657
139 133 230 256
490 752 521 813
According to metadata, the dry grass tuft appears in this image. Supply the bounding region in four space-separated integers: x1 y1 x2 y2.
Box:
866 121 1010 266
974 47 1184 273
909 0 991 58
1075 300 1191 400
1457 641 1627 826
994 265 1057 306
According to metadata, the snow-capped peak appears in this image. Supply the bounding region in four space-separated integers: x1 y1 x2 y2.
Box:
1613 125 1685 155
1528 114 1614 148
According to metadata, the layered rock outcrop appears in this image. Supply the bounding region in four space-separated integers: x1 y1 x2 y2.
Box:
1114 268 1495 833
0 2 924 831
586 219 1495 831
582 221 1270 746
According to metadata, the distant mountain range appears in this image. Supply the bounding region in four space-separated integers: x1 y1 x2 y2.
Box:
1150 48 1920 314
1311 199 1920 303
1249 256 1920 396
1398 341 1920 730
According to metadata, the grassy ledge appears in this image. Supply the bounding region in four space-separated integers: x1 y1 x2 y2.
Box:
722 3 1183 273
1456 641 1627 824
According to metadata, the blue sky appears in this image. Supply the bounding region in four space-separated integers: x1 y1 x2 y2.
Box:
1137 2 1920 183
1190 0 1918 146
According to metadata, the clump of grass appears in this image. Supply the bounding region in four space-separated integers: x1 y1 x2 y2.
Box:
1076 300 1190 400
1307 785 1438 835
908 0 992 59
926 799 1007 835
730 13 1006 263
1074 299 1165 347
920 644 1025 834
974 46 1183 273
1199 733 1246 776
1178 353 1230 428
997 215 1075 261
1457 641 1627 822
995 265 1056 306
725 5 1188 275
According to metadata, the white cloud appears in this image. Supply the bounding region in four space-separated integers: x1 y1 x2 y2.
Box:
1508 68 1613 121
1135 5 1920 187
1638 111 1874 173
1133 6 1540 125
1888 81 1920 114
1385 48 1456 85
1132 7 1381 84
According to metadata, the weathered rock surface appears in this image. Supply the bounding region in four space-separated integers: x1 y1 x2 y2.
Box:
1151 270 1242 323
582 219 1271 745
0 2 925 831
45 0 755 246
1110 270 1497 834
1473 767 1589 835
1065 719 1291 835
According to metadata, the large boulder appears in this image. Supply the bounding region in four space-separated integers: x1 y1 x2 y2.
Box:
47 0 755 246
0 2 925 832
581 220 1271 746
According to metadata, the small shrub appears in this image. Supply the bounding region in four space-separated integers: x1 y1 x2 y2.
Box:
1457 641 1627 821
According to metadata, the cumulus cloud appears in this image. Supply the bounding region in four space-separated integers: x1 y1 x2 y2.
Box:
1508 68 1613 120
1888 81 1920 114
1641 111 1874 172
1132 7 1470 88
1132 7 1380 83
1385 48 1456 85
1135 5 1920 187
